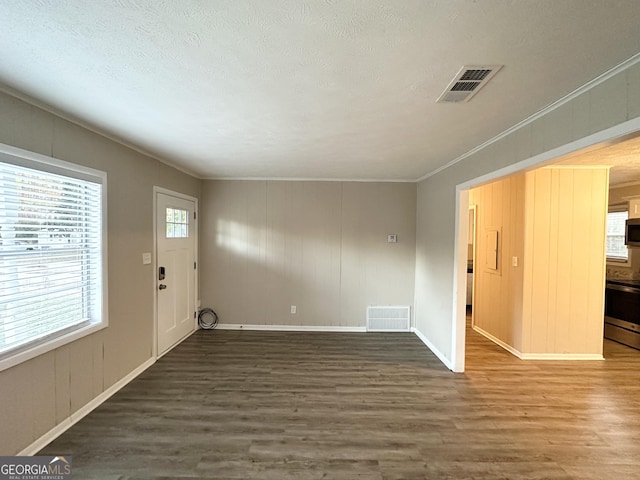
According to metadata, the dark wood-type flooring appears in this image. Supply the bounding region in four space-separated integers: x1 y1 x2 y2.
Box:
40 321 640 479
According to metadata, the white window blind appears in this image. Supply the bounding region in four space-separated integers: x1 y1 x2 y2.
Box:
0 157 103 360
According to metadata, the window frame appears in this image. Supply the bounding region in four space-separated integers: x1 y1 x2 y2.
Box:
606 204 631 266
0 143 108 372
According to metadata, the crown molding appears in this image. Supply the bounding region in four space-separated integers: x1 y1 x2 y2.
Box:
0 83 202 179
416 51 640 183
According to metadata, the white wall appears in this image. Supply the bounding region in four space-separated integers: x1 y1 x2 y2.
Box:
200 180 417 328
415 58 640 370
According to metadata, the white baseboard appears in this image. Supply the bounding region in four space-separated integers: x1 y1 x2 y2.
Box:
411 327 454 371
215 324 367 333
473 325 605 360
473 325 523 358
18 357 155 456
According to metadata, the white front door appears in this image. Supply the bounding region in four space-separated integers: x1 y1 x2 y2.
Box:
156 192 196 356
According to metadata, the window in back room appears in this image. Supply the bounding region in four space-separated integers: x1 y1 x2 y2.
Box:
606 207 629 263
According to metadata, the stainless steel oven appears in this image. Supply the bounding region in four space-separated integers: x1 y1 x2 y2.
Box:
605 281 640 349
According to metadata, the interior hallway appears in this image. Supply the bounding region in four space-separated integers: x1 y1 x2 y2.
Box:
39 325 640 479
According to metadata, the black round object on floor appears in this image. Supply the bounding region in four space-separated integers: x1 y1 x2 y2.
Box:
198 308 218 329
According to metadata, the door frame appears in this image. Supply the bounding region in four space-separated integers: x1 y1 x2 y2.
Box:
152 186 199 359
468 204 477 328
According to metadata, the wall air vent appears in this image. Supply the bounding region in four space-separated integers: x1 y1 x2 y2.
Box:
366 306 411 332
437 65 503 103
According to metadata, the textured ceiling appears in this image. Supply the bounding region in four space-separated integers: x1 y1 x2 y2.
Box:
555 135 640 187
1 1 640 180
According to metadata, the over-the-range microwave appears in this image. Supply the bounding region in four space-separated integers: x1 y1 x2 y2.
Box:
626 218 640 247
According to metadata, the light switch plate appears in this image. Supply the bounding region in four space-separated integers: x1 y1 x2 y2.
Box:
142 252 152 265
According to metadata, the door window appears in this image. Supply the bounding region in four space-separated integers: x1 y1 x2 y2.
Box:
165 207 189 238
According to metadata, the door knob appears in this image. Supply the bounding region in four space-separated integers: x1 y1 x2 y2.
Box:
159 284 167 290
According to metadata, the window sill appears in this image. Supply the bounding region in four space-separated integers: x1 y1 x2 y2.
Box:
607 258 632 267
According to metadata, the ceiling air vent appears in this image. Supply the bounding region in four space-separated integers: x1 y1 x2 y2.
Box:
437 65 503 103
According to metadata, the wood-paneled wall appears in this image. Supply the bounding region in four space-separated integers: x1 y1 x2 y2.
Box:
522 167 608 356
200 180 417 328
0 91 201 455
470 174 525 351
471 166 609 358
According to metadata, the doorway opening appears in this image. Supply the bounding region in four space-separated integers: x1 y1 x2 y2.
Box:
452 120 640 372
466 205 476 328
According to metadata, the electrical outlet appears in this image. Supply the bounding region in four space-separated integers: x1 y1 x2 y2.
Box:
512 256 518 267
290 305 297 314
